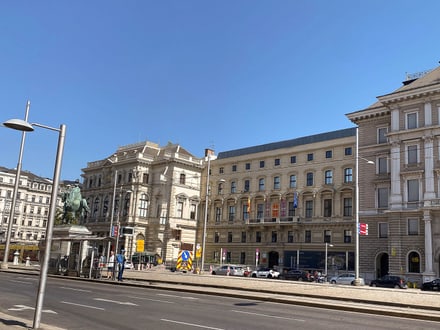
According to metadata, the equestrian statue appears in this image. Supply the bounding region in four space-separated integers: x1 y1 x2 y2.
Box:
61 180 90 224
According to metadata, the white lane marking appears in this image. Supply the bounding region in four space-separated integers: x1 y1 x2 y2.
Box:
94 298 138 306
8 305 57 314
156 293 199 300
127 296 175 304
231 310 305 322
61 301 105 310
161 318 225 330
60 286 92 292
9 279 33 284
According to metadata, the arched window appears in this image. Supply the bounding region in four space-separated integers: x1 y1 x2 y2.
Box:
180 173 186 184
408 251 420 273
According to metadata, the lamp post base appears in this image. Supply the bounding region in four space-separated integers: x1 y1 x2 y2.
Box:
0 262 9 270
353 278 363 286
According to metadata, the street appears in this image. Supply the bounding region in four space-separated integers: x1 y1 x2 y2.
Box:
1 272 439 329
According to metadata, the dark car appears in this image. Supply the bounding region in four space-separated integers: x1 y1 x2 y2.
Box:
421 279 440 291
370 275 407 289
279 269 311 281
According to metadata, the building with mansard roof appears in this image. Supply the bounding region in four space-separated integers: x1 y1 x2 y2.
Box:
81 141 204 264
347 65 440 285
198 128 358 275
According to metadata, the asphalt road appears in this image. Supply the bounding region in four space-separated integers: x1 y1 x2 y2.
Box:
1 272 440 330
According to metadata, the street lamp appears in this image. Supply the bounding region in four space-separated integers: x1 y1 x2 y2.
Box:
2 115 66 329
1 101 30 270
200 152 211 273
324 242 333 280
354 127 374 286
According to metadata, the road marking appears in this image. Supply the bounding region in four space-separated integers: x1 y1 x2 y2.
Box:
61 301 105 310
231 310 305 322
156 293 199 300
8 305 57 314
127 295 175 304
60 286 92 292
94 298 138 306
161 318 225 330
9 279 33 284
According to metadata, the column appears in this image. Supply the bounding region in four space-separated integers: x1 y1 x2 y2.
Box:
423 136 436 202
423 210 435 281
389 141 402 209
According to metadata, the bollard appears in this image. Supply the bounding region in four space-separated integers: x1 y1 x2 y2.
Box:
25 256 31 266
13 251 20 265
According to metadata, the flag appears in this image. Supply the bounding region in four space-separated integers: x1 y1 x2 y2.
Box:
247 197 251 214
293 192 298 208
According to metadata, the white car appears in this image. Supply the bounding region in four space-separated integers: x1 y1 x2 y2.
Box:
330 273 365 285
251 267 280 278
124 261 134 270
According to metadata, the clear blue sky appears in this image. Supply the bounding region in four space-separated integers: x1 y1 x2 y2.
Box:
1 1 440 181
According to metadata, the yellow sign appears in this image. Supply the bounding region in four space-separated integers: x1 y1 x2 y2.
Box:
136 240 144 252
196 248 201 258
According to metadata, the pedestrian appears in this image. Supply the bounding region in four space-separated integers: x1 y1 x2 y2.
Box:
107 251 115 279
116 249 126 282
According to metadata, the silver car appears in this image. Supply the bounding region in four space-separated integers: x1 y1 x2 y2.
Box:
212 265 244 276
330 273 365 285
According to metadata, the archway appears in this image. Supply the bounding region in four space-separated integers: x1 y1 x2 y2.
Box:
376 252 389 278
268 251 279 268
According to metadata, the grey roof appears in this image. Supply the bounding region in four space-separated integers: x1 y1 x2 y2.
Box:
217 127 356 159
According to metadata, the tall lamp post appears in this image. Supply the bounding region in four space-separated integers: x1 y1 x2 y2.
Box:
354 126 374 286
1 101 30 270
324 242 334 281
2 116 66 329
201 152 211 273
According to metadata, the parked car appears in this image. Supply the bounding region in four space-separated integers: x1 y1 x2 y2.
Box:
330 273 365 285
279 269 311 281
250 267 280 278
421 279 440 291
211 265 244 276
370 275 407 289
124 261 134 269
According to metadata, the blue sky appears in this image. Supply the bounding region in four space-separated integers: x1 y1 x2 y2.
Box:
1 1 440 180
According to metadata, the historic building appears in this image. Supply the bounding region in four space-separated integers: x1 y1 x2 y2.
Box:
81 141 204 264
346 66 440 284
199 128 358 275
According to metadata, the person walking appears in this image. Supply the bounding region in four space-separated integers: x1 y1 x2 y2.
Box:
116 249 126 282
107 251 115 279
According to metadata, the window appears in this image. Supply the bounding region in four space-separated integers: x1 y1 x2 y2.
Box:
325 170 333 184
407 145 418 164
257 203 264 220
343 198 352 217
345 147 352 156
274 158 280 166
379 222 388 238
377 187 389 209
228 232 232 243
231 181 237 193
241 231 246 243
232 165 237 172
260 161 265 168
245 163 251 170
344 230 352 243
344 168 353 183
214 232 219 243
307 153 314 161
244 180 250 192
273 176 280 190
177 201 183 218
288 201 296 216
142 173 149 184
226 252 231 263
272 202 279 218
408 218 419 235
407 179 419 205
289 175 297 188
324 199 332 217
258 178 265 191
378 157 388 174
287 231 294 243
408 251 420 273
215 207 221 223
173 229 181 240
290 156 297 164
256 231 261 243
240 252 246 265
242 203 249 220
324 230 331 243
406 112 417 129
305 230 311 243
219 167 224 174
306 172 314 186
378 127 388 144
271 231 277 243
305 200 313 218
190 204 196 219
228 205 235 221
325 150 332 158
218 183 224 194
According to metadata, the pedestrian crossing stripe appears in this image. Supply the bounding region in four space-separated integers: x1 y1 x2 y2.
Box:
176 250 193 271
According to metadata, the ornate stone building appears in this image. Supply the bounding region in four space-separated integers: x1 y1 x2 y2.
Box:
81 141 204 264
199 128 357 275
347 66 440 284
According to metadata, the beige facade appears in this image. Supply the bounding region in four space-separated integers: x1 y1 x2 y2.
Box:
81 141 204 264
347 66 440 285
199 129 357 275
